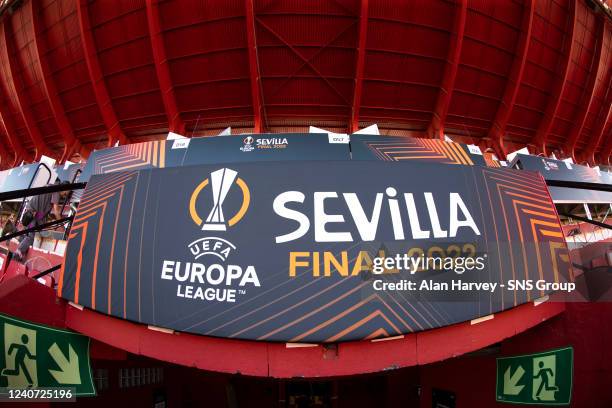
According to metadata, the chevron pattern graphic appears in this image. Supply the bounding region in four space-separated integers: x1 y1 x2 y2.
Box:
483 152 502 167
92 141 166 175
365 138 475 165
59 171 138 315
480 167 570 305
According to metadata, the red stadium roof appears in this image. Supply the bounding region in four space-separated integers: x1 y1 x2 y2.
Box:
0 0 610 167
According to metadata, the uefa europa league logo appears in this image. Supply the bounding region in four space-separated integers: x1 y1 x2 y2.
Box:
189 168 250 231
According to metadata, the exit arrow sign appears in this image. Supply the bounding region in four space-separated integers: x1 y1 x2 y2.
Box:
503 365 525 395
48 343 81 384
496 347 573 405
0 313 95 396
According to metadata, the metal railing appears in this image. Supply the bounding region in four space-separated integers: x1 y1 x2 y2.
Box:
0 181 86 283
16 162 53 224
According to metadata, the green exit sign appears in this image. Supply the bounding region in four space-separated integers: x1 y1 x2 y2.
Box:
496 347 573 405
0 313 95 396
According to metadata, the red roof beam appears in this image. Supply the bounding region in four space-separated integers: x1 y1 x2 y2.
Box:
531 0 578 155
486 0 535 159
584 98 610 165
567 17 606 162
145 0 186 136
0 89 29 165
76 0 127 146
350 0 369 133
598 118 612 164
1 19 50 160
427 0 467 140
245 0 265 133
29 0 81 163
0 119 14 168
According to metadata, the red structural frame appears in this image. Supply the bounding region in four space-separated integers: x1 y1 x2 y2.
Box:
245 0 264 133
0 274 566 378
532 0 579 156
29 0 80 162
145 0 185 136
350 0 368 133
76 0 126 147
0 84 28 165
427 0 466 142
567 17 605 159
0 0 609 166
1 19 48 160
486 0 535 160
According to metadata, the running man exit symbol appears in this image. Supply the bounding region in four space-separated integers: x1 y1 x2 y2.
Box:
1 324 37 388
533 356 558 401
496 347 573 405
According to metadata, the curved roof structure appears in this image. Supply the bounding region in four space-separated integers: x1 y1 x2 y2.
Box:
0 0 610 167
